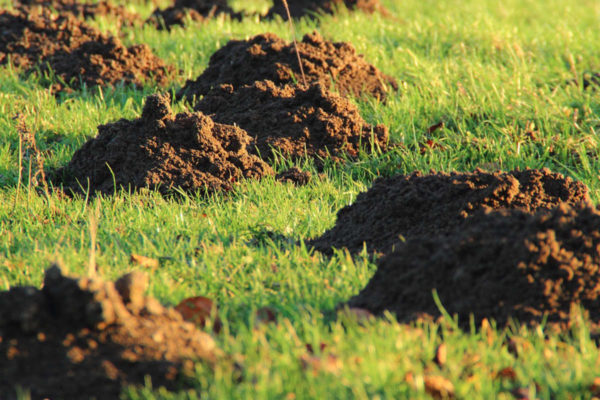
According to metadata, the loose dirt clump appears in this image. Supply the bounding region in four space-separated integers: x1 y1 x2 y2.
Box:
0 265 220 399
276 167 312 185
177 31 398 102
347 204 600 329
0 9 173 93
58 93 272 195
16 0 140 27
266 0 389 19
310 168 591 255
195 80 389 162
147 0 241 30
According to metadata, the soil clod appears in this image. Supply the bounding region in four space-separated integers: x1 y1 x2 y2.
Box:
348 204 600 329
310 168 591 255
177 31 398 102
57 93 273 196
0 9 173 93
147 0 241 30
266 0 389 19
276 167 312 185
195 80 389 162
0 265 220 399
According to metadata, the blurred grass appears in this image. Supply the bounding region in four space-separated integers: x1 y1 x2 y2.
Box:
1 0 600 398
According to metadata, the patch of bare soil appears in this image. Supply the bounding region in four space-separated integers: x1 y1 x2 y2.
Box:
266 0 389 19
147 0 241 30
57 93 272 196
0 9 173 93
310 168 592 255
177 31 398 102
0 265 220 399
195 80 389 162
15 0 141 27
276 167 312 185
348 204 600 329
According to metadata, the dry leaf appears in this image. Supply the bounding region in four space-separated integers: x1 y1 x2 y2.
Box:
428 122 444 134
129 254 159 269
435 343 447 367
175 296 222 332
495 366 517 381
424 375 455 399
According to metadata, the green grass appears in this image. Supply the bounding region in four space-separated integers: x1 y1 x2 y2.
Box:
1 0 600 398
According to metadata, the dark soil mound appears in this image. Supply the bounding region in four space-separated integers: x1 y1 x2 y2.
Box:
266 0 388 19
147 0 241 30
58 93 272 195
348 205 600 329
276 167 312 185
0 265 220 399
310 168 592 255
0 9 173 93
16 0 140 27
177 32 398 102
195 80 389 162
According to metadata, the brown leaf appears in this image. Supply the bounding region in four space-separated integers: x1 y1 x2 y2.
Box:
175 296 222 333
434 343 447 367
129 254 159 269
428 122 444 134
495 366 517 381
424 375 455 399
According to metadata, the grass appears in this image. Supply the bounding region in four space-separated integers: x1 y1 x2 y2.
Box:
1 0 600 398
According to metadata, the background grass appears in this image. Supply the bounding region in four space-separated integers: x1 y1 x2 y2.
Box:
1 0 599 398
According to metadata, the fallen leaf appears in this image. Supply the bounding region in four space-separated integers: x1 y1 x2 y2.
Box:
434 343 447 367
175 296 222 332
424 375 454 399
495 366 517 381
130 254 159 269
428 122 444 134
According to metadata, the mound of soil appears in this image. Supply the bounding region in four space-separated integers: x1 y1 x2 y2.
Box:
348 204 600 329
147 0 241 30
0 265 220 398
195 80 389 162
310 168 591 255
58 93 273 195
177 31 398 102
0 9 173 93
16 0 140 27
276 167 312 185
266 0 388 19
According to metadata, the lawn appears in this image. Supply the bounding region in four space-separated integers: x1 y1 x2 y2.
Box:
1 0 599 398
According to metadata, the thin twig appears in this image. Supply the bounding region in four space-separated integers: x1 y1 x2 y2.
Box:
282 0 307 87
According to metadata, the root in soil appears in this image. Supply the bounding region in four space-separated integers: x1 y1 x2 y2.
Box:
177 31 398 102
147 0 241 30
348 204 600 330
57 93 273 196
0 266 220 399
266 0 389 19
195 80 389 162
310 168 592 255
0 9 173 93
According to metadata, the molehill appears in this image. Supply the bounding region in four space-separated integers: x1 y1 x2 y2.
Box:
147 0 241 30
0 265 220 398
177 31 398 102
310 168 592 255
266 0 389 19
348 204 600 330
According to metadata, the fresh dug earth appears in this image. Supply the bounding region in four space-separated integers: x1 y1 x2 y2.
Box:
276 167 312 185
0 265 220 399
266 0 389 19
310 168 591 255
347 204 600 329
58 93 272 195
195 80 389 162
0 9 173 93
177 31 398 102
147 0 241 30
15 0 140 27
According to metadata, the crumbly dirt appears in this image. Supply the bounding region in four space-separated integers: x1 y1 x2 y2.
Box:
195 80 389 162
347 204 600 329
0 9 173 93
57 93 273 196
266 0 389 19
276 167 312 185
310 168 592 255
177 31 398 102
15 0 141 27
147 0 241 30
0 265 220 399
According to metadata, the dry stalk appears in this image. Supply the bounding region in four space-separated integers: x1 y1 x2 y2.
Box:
88 201 100 277
15 113 51 200
281 0 307 87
